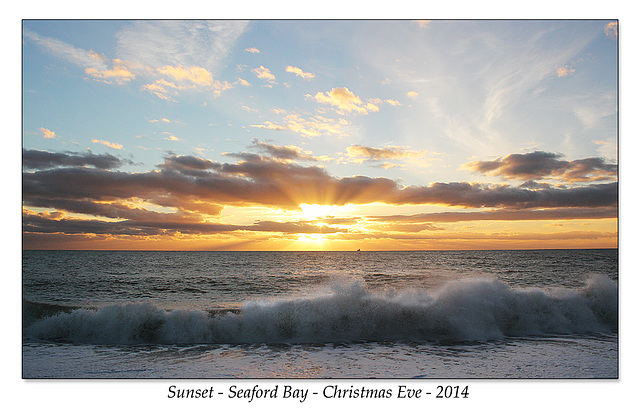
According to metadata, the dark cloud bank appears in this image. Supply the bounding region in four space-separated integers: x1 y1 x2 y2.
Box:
464 151 617 182
22 149 618 241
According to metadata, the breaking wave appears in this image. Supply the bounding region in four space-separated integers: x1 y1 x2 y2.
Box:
23 275 617 344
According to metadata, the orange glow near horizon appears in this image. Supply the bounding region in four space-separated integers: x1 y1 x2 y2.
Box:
22 210 618 251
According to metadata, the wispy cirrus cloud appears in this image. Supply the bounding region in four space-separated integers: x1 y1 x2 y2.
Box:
24 30 135 85
24 30 108 70
25 21 248 100
115 20 249 74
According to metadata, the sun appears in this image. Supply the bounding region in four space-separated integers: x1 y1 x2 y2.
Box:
292 233 328 251
299 203 352 220
299 203 341 219
296 233 326 243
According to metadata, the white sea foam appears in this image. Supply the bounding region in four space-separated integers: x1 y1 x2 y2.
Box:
25 275 617 344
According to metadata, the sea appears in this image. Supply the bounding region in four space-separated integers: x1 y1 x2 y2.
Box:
22 249 618 379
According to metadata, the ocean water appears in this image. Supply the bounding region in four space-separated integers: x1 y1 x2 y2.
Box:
22 249 618 379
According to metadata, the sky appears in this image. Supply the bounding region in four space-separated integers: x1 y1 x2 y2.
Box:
21 19 618 251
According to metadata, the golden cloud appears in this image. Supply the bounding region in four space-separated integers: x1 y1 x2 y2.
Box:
347 145 426 160
605 21 618 39
310 87 378 115
39 127 56 139
252 66 276 83
157 65 213 86
556 65 576 77
251 113 350 137
286 66 315 80
85 58 135 84
91 139 123 150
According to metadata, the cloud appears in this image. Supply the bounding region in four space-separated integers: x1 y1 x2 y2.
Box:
250 140 327 162
394 181 617 209
158 154 221 176
144 66 235 100
141 75 235 100
370 207 617 223
592 139 617 161
245 47 260 53
250 141 307 160
251 113 350 138
23 147 618 242
157 65 214 86
115 20 249 74
26 24 245 100
24 150 618 217
24 30 135 85
556 65 576 77
463 151 617 182
149 118 173 123
22 210 349 238
22 151 400 220
248 220 348 234
252 65 276 84
141 80 179 101
368 98 401 107
39 127 56 139
368 221 443 233
285 66 315 80
23 149 125 170
92 139 123 150
345 144 435 169
163 133 181 142
84 59 135 84
309 88 379 115
22 212 233 237
407 91 419 99
347 145 426 161
604 21 618 39
24 29 108 70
